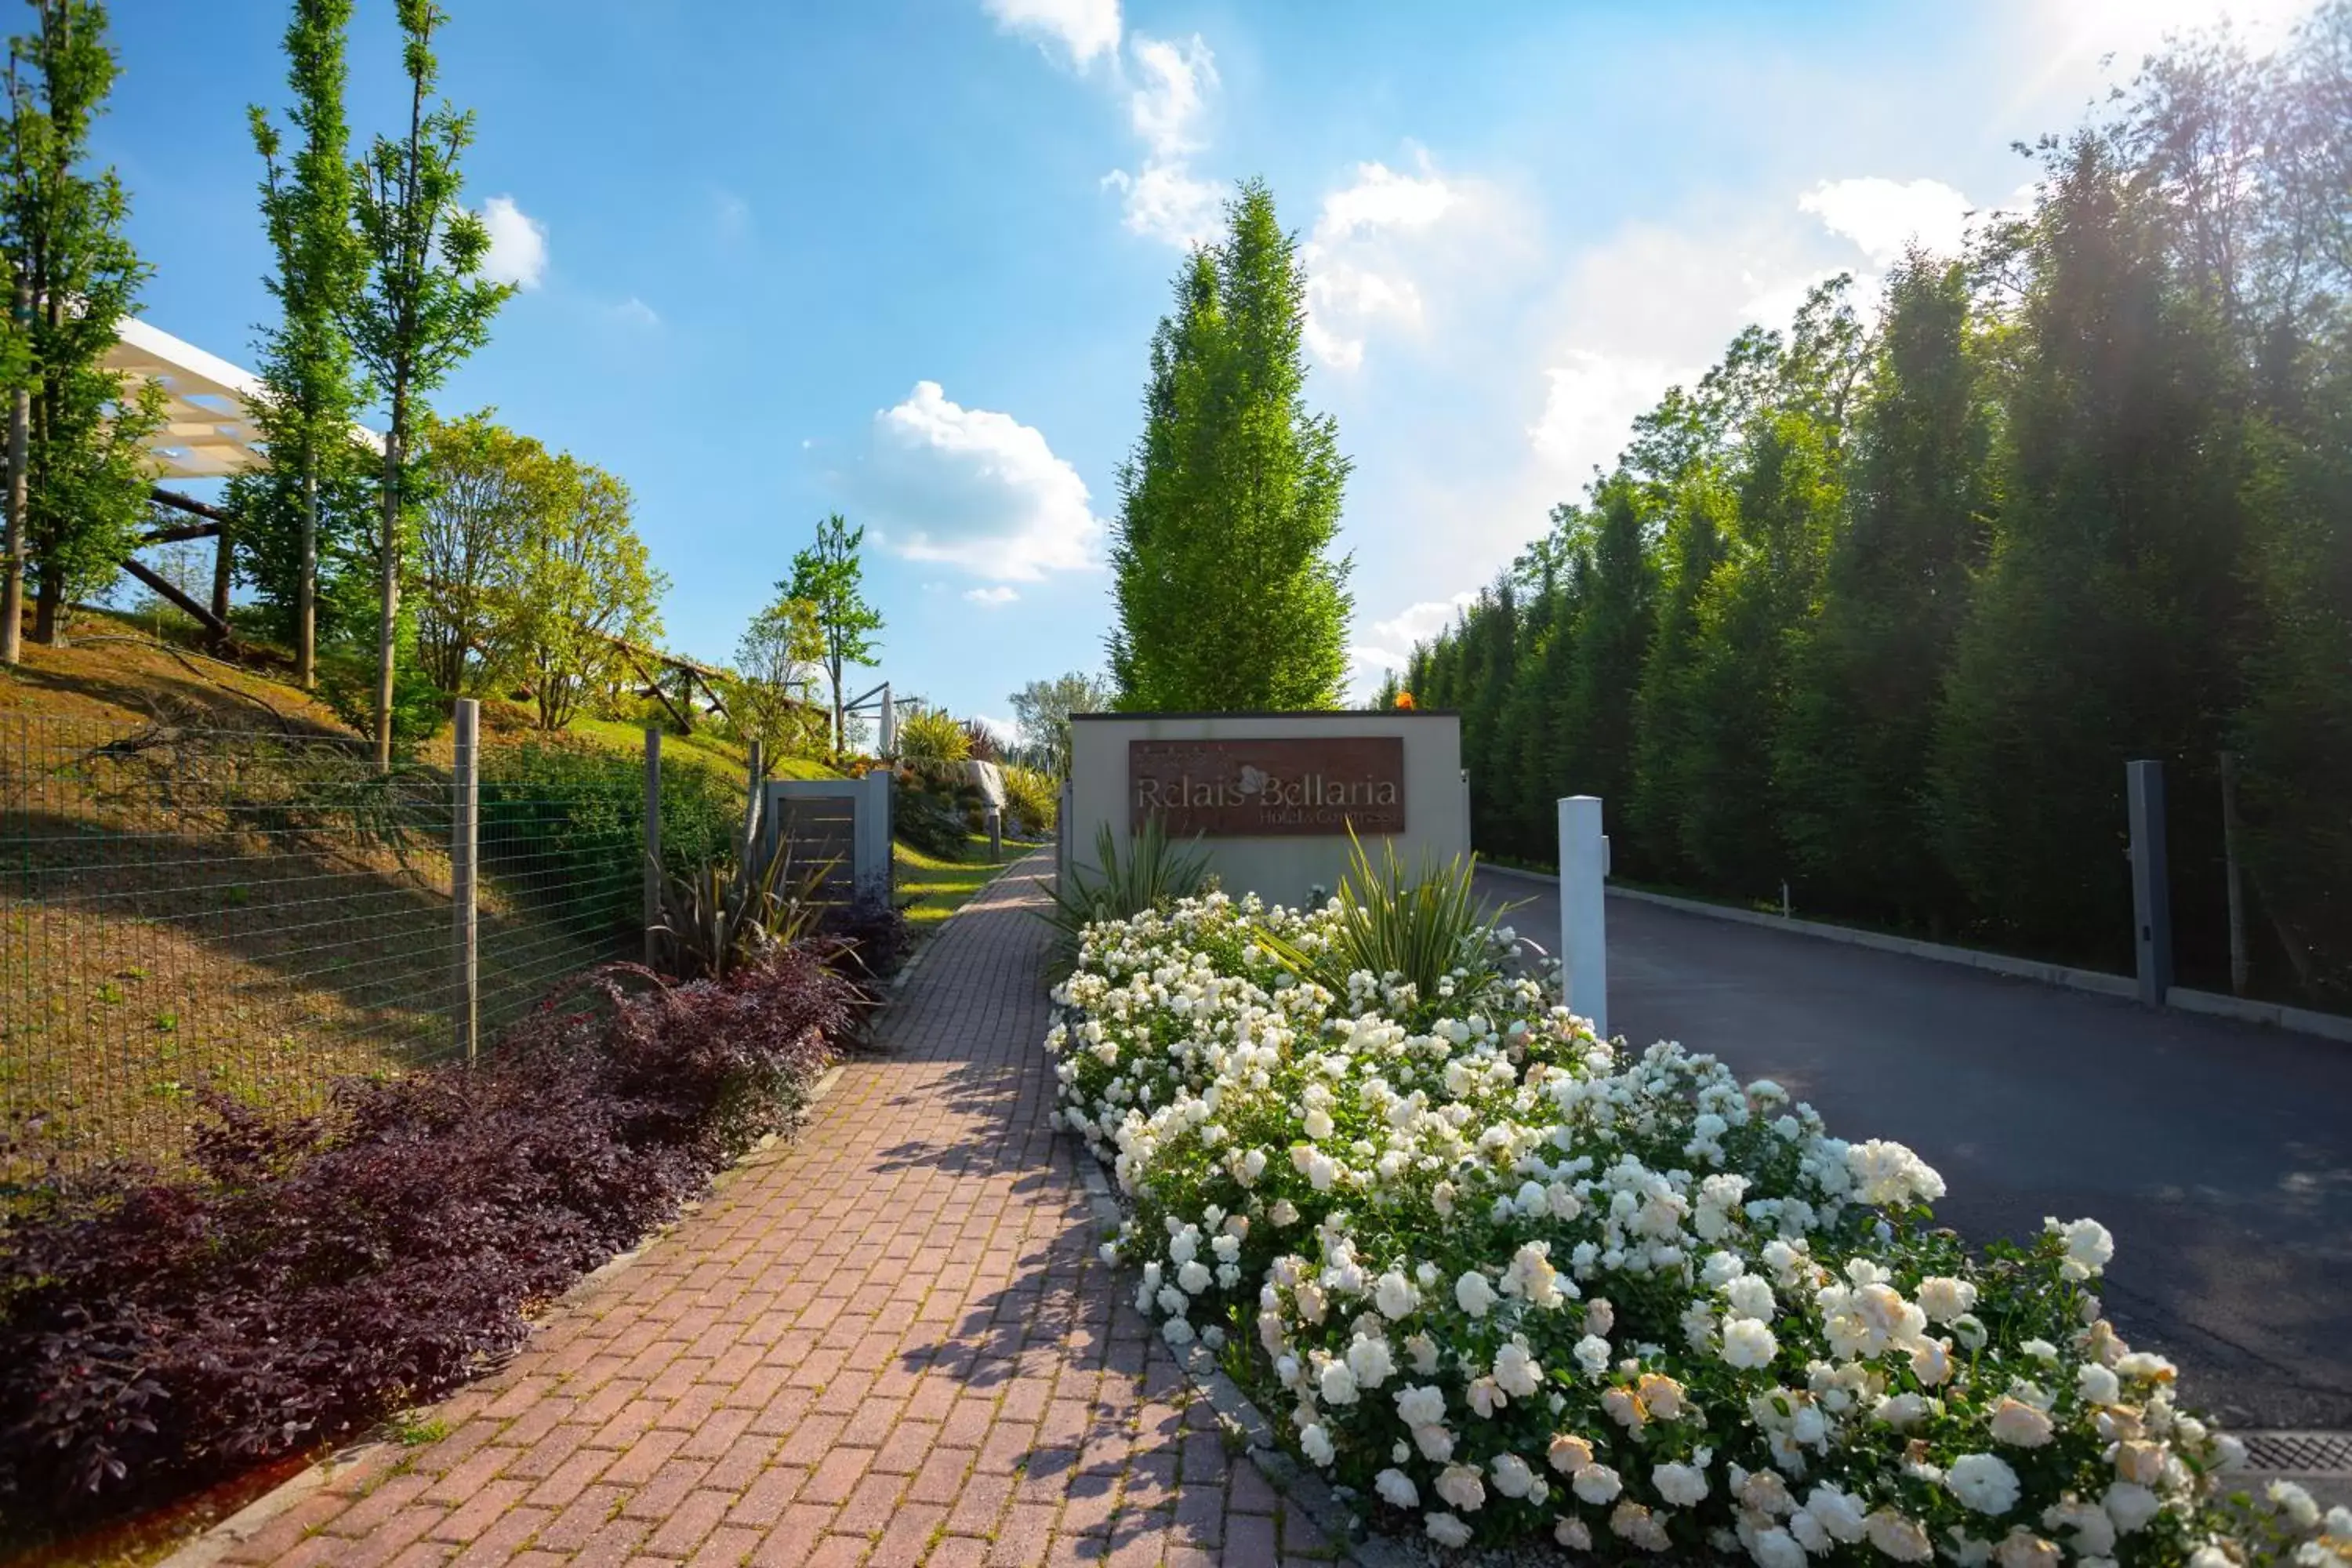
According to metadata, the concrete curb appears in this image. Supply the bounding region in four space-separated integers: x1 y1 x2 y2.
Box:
1479 863 2352 1045
1069 1160 1417 1568
154 1058 858 1568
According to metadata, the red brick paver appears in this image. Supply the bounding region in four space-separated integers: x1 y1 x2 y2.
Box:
225 855 1336 1566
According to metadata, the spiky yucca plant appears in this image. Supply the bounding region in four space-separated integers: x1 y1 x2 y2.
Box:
1259 832 1511 1022
1040 816 1211 975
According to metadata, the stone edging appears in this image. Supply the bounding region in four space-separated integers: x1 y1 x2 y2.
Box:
154 1059 858 1568
1479 863 2352 1046
1068 1158 1419 1568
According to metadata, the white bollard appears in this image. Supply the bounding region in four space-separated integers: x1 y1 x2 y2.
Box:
1557 795 1608 1039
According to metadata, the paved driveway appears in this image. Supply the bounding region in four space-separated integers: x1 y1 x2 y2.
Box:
1476 870 2352 1432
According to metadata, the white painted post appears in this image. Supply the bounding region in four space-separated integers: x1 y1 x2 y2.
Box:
1557 794 1608 1039
987 804 1004 862
2127 760 2172 1007
643 726 662 967
451 698 479 1065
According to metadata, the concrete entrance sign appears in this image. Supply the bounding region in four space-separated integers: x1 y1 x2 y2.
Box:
1068 711 1468 906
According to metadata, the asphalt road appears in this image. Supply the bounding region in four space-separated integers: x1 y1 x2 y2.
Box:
1475 869 2352 1432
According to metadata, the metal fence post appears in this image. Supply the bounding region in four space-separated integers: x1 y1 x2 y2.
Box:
2127 759 2172 1007
740 739 764 884
2219 750 2249 996
1557 794 1609 1039
451 698 479 1066
644 726 662 967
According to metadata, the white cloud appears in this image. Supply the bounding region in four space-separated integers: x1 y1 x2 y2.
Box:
973 713 1022 746
1128 34 1215 158
1103 34 1223 246
1347 591 1479 679
964 585 1019 606
1528 350 1688 477
983 0 1120 68
858 381 1102 583
1102 163 1225 248
612 296 660 328
1300 157 1493 372
1798 176 1974 266
478 195 548 289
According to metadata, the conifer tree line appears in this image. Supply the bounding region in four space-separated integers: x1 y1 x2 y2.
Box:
1403 7 2351 1005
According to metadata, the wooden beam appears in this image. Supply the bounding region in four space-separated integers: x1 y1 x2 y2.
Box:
136 519 222 546
119 555 231 641
148 486 234 524
627 652 693 733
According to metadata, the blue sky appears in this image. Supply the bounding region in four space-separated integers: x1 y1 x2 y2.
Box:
103 0 2310 735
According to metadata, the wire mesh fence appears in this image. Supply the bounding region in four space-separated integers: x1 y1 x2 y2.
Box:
1 709 742 1178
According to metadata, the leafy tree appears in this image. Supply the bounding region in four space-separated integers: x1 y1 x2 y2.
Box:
1934 138 2249 962
412 409 553 692
485 459 665 731
783 513 883 753
239 0 368 687
0 0 162 655
1009 670 1112 776
1109 180 1353 710
730 590 827 767
346 0 509 764
1552 475 1657 829
1777 255 1994 927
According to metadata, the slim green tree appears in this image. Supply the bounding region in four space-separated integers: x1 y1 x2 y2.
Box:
241 0 368 687
1009 670 1113 776
1552 475 1657 822
346 0 508 765
783 514 883 753
1776 254 1993 928
484 458 665 731
731 590 827 767
0 0 161 655
1109 180 1352 710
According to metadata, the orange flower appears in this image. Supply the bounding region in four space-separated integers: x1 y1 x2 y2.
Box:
1395 690 1417 710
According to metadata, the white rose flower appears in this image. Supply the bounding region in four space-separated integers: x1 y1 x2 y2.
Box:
1653 1461 1710 1507
1574 1334 1613 1377
1722 1317 1780 1370
1316 1359 1359 1406
1548 1433 1595 1475
1300 1422 1334 1467
1494 1339 1544 1398
1917 1275 1978 1323
2105 1481 2164 1534
1864 1509 1936 1563
1555 1515 1594 1550
1347 1334 1396 1389
1751 1526 1807 1568
1455 1270 1498 1318
1989 1397 2055 1448
2048 1217 2115 1279
1425 1512 1473 1548
1491 1451 1537 1498
1405 1332 1440 1375
1805 1484 1869 1543
1374 1270 1418 1320
1412 1422 1455 1462
1436 1464 1488 1512
1177 1260 1213 1294
1396 1382 1446 1426
1947 1454 2023 1515
1373 1468 1418 1508
1726 1274 1777 1321
1573 1464 1624 1504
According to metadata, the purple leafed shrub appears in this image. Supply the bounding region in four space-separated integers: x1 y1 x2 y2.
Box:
0 947 855 1518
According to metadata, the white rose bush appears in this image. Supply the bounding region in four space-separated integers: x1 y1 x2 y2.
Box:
1044 864 2351 1566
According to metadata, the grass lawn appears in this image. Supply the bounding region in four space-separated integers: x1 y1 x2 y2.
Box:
895 833 1044 936
563 714 840 781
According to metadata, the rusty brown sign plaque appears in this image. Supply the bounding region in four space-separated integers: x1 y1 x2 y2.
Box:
1128 737 1406 837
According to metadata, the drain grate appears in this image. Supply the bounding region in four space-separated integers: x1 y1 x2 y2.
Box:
2241 1431 2352 1473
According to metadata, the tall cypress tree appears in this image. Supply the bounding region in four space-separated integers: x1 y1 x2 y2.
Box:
1108 180 1352 710
1777 255 1993 929
0 0 161 655
239 0 369 687
347 0 507 764
1934 138 2249 960
1553 474 1657 821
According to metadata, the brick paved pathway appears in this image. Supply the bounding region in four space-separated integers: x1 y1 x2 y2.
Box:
215 852 1343 1568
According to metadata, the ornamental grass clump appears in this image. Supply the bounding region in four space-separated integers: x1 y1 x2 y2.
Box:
1045 884 2350 1566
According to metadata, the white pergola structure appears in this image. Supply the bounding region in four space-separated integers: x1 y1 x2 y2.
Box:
103 317 273 480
